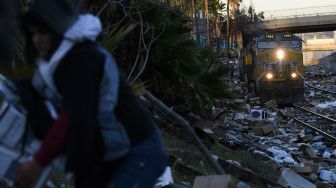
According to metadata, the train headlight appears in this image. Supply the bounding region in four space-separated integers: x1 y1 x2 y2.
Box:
291 72 297 78
266 73 273 80
276 49 285 60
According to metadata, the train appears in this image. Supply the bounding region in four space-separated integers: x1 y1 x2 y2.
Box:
240 33 305 104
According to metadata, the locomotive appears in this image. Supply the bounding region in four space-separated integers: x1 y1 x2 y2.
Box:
240 33 305 104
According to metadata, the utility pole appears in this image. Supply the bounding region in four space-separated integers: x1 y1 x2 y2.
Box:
205 0 210 46
226 0 230 57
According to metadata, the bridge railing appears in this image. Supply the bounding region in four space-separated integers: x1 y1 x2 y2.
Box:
262 5 336 20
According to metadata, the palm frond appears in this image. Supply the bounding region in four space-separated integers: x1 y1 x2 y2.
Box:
103 24 137 52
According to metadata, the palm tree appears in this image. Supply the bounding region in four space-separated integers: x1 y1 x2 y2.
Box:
226 0 230 55
205 0 210 46
192 0 201 48
225 0 242 55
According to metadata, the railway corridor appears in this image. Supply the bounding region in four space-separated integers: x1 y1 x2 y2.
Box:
214 68 336 186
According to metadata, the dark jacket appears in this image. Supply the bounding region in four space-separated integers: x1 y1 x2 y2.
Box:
53 41 156 174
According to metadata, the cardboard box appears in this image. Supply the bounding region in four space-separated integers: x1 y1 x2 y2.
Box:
264 99 278 109
299 145 317 158
253 124 274 136
245 118 271 127
303 161 319 173
291 166 313 174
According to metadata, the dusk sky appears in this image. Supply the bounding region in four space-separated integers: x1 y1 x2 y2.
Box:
240 0 336 12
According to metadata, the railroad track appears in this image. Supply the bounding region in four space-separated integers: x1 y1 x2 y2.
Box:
305 82 336 96
304 82 336 101
292 118 336 141
293 104 336 124
290 104 336 142
304 89 334 101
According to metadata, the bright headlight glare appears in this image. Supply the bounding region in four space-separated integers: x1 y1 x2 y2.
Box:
266 73 273 79
291 72 297 78
276 49 285 60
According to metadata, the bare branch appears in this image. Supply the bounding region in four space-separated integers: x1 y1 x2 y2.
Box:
127 9 144 81
131 25 166 83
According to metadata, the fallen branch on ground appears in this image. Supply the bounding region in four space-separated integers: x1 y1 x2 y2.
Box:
143 90 226 174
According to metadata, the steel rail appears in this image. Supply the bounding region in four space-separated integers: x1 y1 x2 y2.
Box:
293 118 336 142
304 89 335 101
293 104 336 123
305 83 336 95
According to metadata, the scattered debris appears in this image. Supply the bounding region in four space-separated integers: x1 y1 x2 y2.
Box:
250 109 267 119
315 101 336 109
253 124 274 136
156 167 174 187
291 166 313 174
280 168 316 188
319 170 336 183
158 69 336 187
192 175 232 188
264 100 278 109
299 144 317 158
267 146 298 165
236 181 251 188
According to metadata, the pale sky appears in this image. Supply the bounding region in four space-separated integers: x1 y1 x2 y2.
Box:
240 0 336 12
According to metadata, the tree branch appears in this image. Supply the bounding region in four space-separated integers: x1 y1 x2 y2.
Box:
143 90 226 175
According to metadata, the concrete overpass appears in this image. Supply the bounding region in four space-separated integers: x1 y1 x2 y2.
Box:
262 14 336 33
247 5 336 34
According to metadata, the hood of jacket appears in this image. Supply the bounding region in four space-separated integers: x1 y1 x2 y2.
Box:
36 14 102 93
64 14 102 42
26 0 78 35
